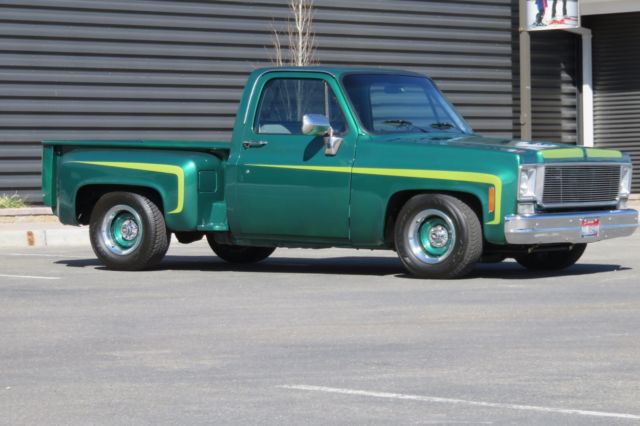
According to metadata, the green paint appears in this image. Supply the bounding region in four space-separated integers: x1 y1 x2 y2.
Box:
248 163 503 225
247 164 351 174
52 149 218 232
74 161 185 214
41 145 55 209
43 139 231 153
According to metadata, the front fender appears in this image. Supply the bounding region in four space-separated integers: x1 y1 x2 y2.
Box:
349 167 518 246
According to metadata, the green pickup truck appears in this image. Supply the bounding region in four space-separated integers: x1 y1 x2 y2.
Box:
42 67 638 278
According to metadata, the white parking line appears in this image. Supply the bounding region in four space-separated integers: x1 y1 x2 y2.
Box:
5 253 79 258
278 385 640 420
0 274 60 280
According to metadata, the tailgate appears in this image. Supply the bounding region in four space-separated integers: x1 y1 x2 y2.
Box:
41 144 56 209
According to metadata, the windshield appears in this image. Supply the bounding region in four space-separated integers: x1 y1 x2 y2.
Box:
342 74 472 135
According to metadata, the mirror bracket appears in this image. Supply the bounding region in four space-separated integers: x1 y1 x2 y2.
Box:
324 129 343 156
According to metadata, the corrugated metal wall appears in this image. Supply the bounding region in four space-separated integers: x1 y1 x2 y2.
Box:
0 0 514 203
584 13 640 192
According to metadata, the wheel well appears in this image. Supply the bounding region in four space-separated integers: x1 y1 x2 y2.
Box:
383 190 484 248
76 185 164 225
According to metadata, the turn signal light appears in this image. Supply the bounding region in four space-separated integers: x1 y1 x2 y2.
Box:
488 186 495 213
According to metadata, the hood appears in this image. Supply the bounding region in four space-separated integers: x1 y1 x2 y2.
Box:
373 133 628 163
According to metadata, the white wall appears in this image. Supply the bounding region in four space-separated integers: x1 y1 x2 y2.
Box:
581 0 640 16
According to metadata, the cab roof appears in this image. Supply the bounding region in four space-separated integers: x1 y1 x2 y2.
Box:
249 66 426 79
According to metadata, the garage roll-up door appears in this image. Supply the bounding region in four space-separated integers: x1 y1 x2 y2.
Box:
531 31 579 145
585 12 640 193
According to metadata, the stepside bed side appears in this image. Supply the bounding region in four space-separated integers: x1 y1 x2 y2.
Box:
46 146 227 232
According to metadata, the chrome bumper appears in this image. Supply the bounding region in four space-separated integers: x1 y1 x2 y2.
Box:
504 209 639 245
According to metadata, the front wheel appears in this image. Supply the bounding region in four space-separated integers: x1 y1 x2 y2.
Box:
89 192 170 270
394 194 483 279
206 235 275 264
515 244 586 271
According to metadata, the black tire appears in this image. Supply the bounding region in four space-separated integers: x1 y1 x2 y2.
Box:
480 254 507 263
515 244 586 271
206 234 275 264
89 192 170 271
394 194 483 279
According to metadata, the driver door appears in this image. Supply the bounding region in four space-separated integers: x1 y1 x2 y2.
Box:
230 73 356 243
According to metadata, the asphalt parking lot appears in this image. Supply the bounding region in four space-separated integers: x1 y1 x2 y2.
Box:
2 233 640 425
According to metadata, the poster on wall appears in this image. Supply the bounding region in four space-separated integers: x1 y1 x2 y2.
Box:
527 0 580 31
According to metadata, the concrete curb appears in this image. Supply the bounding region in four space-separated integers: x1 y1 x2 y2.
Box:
0 227 88 248
0 207 53 217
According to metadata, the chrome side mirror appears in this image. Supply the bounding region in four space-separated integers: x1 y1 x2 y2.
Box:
301 113 343 156
302 114 331 136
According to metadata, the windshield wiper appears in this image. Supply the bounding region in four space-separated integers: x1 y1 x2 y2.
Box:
430 122 455 130
383 119 429 133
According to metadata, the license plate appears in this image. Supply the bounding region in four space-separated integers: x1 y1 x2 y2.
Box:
581 218 600 237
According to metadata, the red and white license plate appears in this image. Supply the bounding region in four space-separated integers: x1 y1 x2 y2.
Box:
581 218 600 238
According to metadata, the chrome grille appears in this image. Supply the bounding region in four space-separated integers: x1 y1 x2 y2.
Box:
542 164 621 207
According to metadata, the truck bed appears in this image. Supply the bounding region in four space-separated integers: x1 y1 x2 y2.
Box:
42 139 232 154
41 139 232 224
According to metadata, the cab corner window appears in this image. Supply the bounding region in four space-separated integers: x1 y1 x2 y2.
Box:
254 78 347 135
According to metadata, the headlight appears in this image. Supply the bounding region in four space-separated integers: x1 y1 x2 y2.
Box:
518 165 539 201
619 165 632 198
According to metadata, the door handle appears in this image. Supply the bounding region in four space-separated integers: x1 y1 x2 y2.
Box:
242 140 269 149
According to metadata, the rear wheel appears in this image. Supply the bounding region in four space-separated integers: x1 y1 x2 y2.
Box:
394 194 483 279
481 254 507 263
515 244 586 271
206 234 275 264
89 192 170 270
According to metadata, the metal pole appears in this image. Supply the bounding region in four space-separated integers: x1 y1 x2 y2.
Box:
580 29 594 147
519 0 532 140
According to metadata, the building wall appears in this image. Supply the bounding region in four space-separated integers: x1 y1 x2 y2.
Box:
0 0 515 203
581 0 639 16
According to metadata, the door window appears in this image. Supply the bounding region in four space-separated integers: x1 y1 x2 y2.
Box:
254 78 347 135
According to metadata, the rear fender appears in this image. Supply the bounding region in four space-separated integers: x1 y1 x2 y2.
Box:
56 149 225 231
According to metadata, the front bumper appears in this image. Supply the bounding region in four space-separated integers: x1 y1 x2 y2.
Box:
504 209 639 245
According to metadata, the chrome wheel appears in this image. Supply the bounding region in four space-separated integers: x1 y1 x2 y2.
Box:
407 209 456 264
395 194 482 279
90 192 170 270
100 204 143 256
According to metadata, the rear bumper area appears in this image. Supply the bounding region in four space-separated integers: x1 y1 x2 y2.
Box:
504 209 639 244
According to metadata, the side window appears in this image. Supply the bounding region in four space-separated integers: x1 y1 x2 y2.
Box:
255 78 347 135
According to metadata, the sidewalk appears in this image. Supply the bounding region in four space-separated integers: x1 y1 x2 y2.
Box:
2 201 640 248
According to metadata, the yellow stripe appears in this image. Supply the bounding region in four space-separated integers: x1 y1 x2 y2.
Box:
248 164 352 174
540 148 584 159
586 148 623 159
74 161 184 214
248 164 502 225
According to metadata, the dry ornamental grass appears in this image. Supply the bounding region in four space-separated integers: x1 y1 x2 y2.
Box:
272 0 318 66
0 193 26 209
